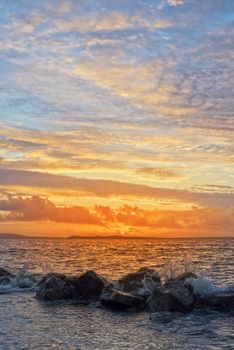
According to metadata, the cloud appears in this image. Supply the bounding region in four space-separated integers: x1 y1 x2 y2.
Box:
0 195 102 225
0 0 233 229
75 59 194 118
136 167 182 179
0 195 233 236
0 168 233 208
168 0 186 6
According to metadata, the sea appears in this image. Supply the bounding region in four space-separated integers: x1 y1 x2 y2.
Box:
0 237 233 350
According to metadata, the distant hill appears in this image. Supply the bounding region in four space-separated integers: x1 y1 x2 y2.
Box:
0 233 231 240
67 235 157 240
0 233 60 239
68 235 125 239
67 235 232 240
0 233 28 239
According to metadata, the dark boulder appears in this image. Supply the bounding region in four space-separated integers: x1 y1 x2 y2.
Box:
16 274 38 289
208 292 234 310
0 267 14 284
36 275 72 301
36 273 67 287
164 272 198 295
0 268 13 277
70 270 108 300
147 283 195 313
117 267 161 299
100 286 145 311
196 292 234 311
36 270 108 301
165 272 197 287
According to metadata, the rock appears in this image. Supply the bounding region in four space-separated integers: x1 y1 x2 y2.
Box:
0 267 14 284
70 270 108 300
36 270 108 301
16 274 37 289
100 286 145 311
147 283 195 313
164 272 198 295
196 292 234 310
36 275 72 301
0 268 13 277
117 267 161 299
210 293 234 310
36 273 67 287
165 272 197 286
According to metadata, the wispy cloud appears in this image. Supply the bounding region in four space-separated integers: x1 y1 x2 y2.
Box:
167 0 186 6
0 168 233 209
135 167 183 179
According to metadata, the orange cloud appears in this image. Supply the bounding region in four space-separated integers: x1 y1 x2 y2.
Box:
0 196 102 225
0 195 233 237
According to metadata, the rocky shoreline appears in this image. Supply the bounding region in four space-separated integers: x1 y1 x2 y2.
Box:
1 267 234 313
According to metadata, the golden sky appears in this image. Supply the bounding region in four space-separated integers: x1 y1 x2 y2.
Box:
0 0 233 237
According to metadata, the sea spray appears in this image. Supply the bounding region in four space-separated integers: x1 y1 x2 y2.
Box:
0 269 42 294
162 257 198 282
186 276 234 298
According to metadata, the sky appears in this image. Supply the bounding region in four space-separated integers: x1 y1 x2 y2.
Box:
0 0 233 237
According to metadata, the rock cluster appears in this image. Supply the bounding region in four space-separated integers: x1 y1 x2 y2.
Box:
1 265 233 313
0 266 227 314
36 271 108 301
35 267 159 311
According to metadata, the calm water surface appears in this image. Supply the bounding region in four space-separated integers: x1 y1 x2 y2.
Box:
0 238 233 350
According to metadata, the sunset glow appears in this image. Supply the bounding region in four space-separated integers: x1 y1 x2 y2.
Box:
0 0 233 237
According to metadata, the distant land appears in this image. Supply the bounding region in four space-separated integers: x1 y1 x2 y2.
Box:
0 233 147 239
68 235 139 239
0 233 233 240
67 235 233 240
0 233 29 239
0 233 61 239
0 233 128 239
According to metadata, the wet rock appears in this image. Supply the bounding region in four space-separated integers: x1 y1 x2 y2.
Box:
70 270 108 300
100 286 145 311
36 270 108 301
16 274 38 289
209 293 234 310
164 272 198 295
0 267 14 284
36 273 67 287
0 268 13 277
166 272 197 285
36 275 72 301
147 283 195 313
196 292 234 310
117 267 161 299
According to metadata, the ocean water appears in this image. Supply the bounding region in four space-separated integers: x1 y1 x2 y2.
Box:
0 237 233 350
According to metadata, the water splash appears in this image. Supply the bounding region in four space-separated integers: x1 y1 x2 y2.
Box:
187 277 234 297
162 257 197 281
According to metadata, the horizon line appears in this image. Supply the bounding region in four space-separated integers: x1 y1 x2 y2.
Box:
0 233 233 240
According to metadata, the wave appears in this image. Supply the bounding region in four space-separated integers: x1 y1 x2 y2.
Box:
186 277 234 297
0 272 42 294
